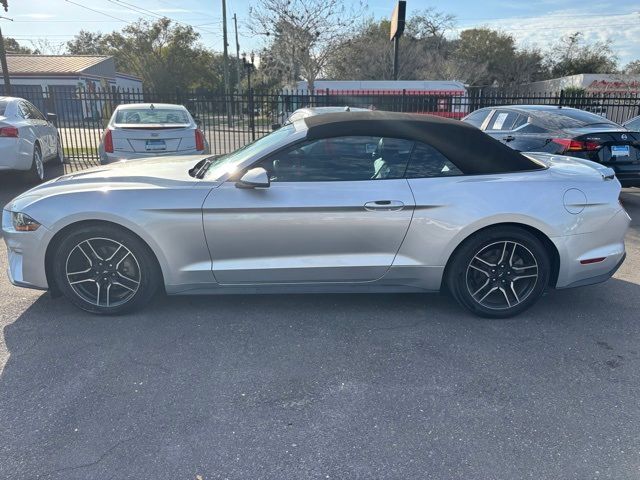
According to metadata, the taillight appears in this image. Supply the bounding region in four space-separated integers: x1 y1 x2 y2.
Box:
195 129 205 151
0 126 19 137
103 129 113 153
551 138 600 152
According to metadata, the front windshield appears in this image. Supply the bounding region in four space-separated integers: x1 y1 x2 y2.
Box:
203 123 297 180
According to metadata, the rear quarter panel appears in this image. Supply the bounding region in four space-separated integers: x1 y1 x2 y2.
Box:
397 168 621 270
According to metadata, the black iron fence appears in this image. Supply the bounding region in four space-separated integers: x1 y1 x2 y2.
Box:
11 86 640 163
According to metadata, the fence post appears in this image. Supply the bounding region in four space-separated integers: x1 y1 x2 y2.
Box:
401 89 406 112
558 89 565 107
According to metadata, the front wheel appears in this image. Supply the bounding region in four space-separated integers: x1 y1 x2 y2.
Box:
25 144 44 183
55 135 65 164
52 224 161 314
446 226 550 318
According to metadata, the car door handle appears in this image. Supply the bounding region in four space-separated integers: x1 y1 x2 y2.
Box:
503 135 515 142
364 200 405 211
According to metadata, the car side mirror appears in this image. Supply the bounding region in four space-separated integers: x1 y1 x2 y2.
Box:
46 113 57 126
236 167 270 189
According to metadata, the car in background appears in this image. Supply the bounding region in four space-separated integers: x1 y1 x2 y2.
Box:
99 103 209 164
623 114 640 132
463 105 640 187
0 96 63 182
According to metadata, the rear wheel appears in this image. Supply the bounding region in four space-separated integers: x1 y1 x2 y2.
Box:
52 224 161 314
446 226 550 318
25 144 44 183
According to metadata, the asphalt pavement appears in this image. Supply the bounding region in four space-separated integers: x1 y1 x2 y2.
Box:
1 167 640 480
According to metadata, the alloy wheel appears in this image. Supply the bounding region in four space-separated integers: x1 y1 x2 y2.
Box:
65 237 141 308
465 240 539 310
34 148 44 180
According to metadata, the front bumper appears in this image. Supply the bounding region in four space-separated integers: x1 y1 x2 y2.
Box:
2 209 50 290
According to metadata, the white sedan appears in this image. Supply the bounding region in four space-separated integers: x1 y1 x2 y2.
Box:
0 96 63 182
99 103 209 164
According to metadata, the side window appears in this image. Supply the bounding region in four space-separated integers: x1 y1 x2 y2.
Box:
405 143 463 178
512 114 528 130
255 136 414 182
17 101 31 119
26 102 45 121
486 110 519 131
464 109 491 128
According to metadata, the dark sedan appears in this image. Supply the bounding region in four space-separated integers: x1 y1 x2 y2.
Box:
463 105 640 187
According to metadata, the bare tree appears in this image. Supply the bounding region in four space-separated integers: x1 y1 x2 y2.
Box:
249 0 364 92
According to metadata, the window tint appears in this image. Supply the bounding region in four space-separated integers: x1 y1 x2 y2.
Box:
114 108 190 125
256 136 413 182
512 114 528 130
464 109 491 128
531 108 617 129
18 101 32 119
25 102 45 121
405 143 463 178
487 110 519 131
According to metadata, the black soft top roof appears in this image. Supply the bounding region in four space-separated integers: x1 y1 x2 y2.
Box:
303 111 544 174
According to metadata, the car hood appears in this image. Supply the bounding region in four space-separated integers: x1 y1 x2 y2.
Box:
5 155 212 212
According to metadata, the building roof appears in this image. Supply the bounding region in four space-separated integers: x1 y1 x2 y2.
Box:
303 111 543 174
1 54 112 75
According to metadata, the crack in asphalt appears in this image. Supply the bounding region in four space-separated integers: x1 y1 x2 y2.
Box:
30 435 141 480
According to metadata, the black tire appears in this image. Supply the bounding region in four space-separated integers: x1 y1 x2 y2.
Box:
52 224 161 315
446 226 550 318
24 143 44 183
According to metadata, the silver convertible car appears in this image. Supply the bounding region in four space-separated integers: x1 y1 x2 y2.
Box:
2 111 630 318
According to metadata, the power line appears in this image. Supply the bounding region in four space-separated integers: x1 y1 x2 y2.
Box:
456 22 640 32
456 11 639 22
104 0 217 34
64 0 131 23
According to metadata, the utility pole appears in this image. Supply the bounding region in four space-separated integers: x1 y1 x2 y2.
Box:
221 0 232 126
0 17 12 96
233 13 241 92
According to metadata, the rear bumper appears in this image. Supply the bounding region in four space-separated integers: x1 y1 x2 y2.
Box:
560 252 626 289
553 208 630 288
0 142 30 171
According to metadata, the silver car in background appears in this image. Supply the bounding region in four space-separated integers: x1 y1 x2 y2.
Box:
0 96 63 182
3 111 630 318
99 103 209 164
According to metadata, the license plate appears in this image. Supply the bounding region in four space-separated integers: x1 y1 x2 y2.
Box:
611 145 630 157
145 139 166 151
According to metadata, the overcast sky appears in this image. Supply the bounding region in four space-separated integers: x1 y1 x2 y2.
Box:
3 0 639 67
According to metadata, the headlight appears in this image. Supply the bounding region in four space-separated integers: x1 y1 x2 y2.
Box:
12 212 41 232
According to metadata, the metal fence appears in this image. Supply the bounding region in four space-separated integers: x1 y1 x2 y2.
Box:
13 86 640 164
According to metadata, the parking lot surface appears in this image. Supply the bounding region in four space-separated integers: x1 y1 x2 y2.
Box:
1 168 640 479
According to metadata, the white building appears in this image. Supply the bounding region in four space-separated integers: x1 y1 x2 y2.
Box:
0 54 142 93
518 74 640 94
